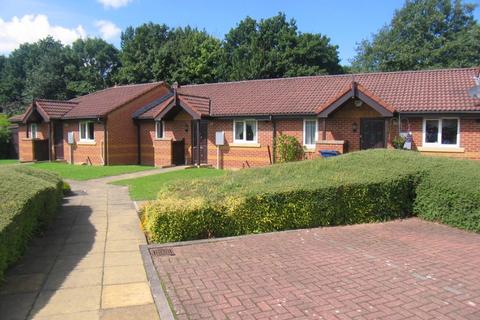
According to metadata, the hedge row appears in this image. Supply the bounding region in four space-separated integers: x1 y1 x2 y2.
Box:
0 165 63 279
143 150 480 243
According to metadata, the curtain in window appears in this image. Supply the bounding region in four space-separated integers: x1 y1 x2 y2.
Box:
305 120 316 145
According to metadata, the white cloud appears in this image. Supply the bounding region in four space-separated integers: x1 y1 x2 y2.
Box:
0 14 86 54
95 20 121 40
97 0 133 9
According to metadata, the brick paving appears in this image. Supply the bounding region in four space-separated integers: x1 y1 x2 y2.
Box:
152 219 480 320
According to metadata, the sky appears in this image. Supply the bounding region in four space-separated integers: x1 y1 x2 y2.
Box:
0 0 479 65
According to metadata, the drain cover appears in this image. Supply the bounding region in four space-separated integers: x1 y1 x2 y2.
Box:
150 248 175 257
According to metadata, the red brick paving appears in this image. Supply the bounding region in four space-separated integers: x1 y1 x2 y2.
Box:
151 218 480 320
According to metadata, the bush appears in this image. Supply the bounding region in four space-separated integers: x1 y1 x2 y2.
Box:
274 134 304 163
391 135 406 149
0 115 11 159
141 150 480 243
0 165 63 279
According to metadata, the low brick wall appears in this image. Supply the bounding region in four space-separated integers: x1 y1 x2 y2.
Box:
316 140 347 157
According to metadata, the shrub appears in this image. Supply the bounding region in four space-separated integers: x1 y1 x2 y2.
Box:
274 134 304 163
0 115 11 159
391 135 406 149
141 150 480 243
0 165 63 279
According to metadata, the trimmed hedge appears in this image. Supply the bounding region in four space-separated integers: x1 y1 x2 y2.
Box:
0 165 63 279
142 150 480 243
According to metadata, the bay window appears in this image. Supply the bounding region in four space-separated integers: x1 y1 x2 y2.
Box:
233 120 257 143
303 119 318 148
79 121 95 142
423 118 459 147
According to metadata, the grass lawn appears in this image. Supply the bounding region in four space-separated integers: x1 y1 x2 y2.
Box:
112 168 226 200
30 162 155 180
0 159 18 165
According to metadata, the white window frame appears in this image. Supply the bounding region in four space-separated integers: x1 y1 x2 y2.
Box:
155 121 165 139
29 123 38 139
422 117 460 148
79 121 95 142
303 118 318 149
233 119 258 144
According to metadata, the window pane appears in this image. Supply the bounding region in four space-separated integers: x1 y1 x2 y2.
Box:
88 122 94 140
425 120 439 143
235 121 244 140
156 121 163 138
80 123 86 139
245 121 256 141
305 120 316 145
441 119 458 145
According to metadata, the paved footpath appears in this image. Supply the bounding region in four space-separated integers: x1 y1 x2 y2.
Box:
0 167 184 320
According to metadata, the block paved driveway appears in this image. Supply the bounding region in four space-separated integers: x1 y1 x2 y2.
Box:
0 168 185 320
153 219 480 320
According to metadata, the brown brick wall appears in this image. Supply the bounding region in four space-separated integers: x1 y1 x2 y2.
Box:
62 120 105 165
403 117 480 160
107 85 169 165
18 123 49 162
207 120 274 169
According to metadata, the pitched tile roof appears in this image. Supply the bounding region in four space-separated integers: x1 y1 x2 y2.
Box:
64 81 165 119
177 94 210 117
136 95 174 119
178 67 480 116
35 99 77 119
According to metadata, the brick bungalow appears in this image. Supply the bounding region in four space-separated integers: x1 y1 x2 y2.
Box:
11 67 480 169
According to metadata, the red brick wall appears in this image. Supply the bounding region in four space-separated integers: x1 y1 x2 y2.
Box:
18 123 49 162
325 100 384 152
139 111 193 167
107 85 169 165
403 117 480 160
207 120 274 169
62 120 105 165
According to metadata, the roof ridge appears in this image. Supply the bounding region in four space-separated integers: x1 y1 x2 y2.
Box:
180 67 479 89
70 81 165 102
36 99 78 104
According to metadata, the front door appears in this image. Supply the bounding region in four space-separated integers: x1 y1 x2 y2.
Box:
53 122 64 160
192 120 208 165
172 139 185 165
360 119 385 149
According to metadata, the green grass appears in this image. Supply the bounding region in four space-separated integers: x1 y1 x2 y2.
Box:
112 168 226 200
29 162 154 180
0 159 18 165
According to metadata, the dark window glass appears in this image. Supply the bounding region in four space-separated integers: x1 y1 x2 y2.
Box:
235 121 244 140
425 120 439 143
441 119 458 145
88 122 94 140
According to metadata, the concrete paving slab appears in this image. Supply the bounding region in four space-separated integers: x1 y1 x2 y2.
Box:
101 282 153 309
0 293 37 320
43 267 102 290
100 304 159 320
0 273 45 294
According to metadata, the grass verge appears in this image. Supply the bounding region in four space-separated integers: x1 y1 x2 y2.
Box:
112 168 225 200
30 162 154 180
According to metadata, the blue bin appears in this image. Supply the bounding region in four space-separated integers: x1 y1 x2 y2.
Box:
320 150 339 158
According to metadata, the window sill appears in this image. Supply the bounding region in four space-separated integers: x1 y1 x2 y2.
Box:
230 143 261 148
418 146 464 153
304 146 316 152
77 141 96 146
154 138 171 141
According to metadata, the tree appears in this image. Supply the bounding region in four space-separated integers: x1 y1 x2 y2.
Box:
66 38 120 96
352 0 480 72
116 23 170 83
222 13 342 81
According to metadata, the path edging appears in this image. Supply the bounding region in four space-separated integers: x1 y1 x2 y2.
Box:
140 244 176 320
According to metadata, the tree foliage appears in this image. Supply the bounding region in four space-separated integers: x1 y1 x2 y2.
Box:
352 0 480 72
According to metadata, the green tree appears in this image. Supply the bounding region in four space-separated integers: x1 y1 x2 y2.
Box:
66 38 120 96
223 13 342 81
352 0 480 72
116 23 170 83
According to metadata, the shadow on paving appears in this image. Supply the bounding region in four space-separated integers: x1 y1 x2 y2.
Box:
0 191 98 320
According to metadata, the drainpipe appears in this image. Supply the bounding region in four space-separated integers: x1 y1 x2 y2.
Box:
103 117 108 166
135 120 141 165
271 115 276 164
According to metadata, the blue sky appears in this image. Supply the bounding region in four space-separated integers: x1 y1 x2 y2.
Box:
1 0 479 64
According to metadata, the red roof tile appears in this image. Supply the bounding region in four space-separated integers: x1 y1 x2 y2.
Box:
177 94 210 117
64 82 165 118
35 99 77 119
137 96 174 119
178 67 480 116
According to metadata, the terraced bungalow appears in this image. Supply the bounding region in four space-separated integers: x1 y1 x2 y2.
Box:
10 67 480 169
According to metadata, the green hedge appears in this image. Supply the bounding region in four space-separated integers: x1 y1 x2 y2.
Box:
0 166 63 279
